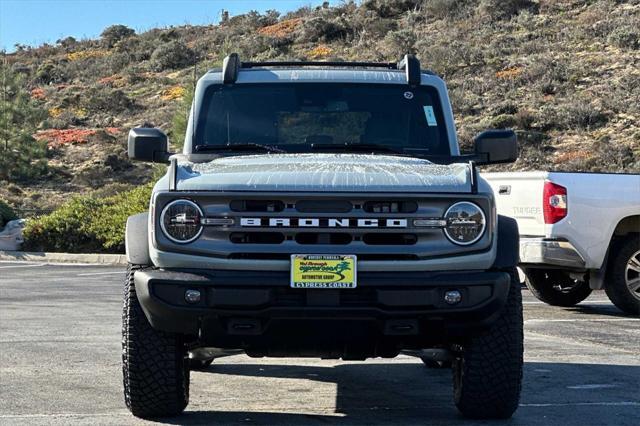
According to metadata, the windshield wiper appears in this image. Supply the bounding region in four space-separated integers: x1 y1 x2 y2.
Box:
194 143 285 153
311 142 404 155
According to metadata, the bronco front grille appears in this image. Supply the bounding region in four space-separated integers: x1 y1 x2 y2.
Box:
154 193 493 260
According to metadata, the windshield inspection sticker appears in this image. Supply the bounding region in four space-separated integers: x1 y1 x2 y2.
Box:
423 105 438 126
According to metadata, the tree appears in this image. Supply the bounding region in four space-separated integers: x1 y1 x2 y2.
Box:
0 65 48 181
101 24 135 48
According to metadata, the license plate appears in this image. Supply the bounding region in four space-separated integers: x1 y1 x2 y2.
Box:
290 255 357 289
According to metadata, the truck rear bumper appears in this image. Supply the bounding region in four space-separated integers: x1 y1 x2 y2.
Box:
133 268 512 355
520 237 586 269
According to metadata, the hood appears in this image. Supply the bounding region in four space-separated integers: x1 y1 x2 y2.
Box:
172 154 472 193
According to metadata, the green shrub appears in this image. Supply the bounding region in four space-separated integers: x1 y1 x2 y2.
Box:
23 196 105 252
478 0 536 19
101 24 135 48
169 85 194 151
81 86 133 114
35 61 66 84
556 101 609 130
88 183 152 251
150 41 196 71
557 138 638 173
383 28 417 54
23 183 153 253
362 0 422 18
298 16 349 42
0 200 18 228
56 36 78 50
489 114 517 129
608 26 640 50
106 52 132 73
115 36 157 61
425 0 469 19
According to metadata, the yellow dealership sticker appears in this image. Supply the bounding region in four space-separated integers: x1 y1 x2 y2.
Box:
291 255 357 289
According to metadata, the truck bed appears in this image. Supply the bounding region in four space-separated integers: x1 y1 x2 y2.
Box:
482 171 640 270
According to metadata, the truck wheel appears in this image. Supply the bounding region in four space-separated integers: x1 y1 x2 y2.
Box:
523 268 592 307
453 271 523 419
605 237 640 315
122 264 190 418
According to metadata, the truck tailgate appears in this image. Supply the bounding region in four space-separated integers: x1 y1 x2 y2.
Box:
482 172 547 237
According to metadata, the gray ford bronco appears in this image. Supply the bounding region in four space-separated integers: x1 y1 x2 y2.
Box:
123 54 523 420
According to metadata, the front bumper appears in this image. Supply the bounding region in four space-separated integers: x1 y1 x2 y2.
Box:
134 268 511 354
519 237 586 269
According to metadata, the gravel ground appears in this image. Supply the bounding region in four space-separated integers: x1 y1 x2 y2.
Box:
0 262 638 425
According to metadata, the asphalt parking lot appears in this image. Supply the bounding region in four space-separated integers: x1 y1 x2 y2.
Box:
1 262 638 425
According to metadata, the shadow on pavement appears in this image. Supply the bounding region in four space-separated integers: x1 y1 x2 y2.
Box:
156 361 640 425
568 304 629 318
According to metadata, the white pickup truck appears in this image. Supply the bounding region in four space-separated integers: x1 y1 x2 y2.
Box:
484 171 640 315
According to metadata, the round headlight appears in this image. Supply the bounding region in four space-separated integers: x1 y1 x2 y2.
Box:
160 200 203 243
444 202 486 246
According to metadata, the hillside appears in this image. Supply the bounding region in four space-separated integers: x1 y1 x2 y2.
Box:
2 0 639 217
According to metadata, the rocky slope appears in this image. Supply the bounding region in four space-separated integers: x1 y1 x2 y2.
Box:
2 0 638 215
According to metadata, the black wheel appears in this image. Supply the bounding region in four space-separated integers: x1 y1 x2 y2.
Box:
189 358 214 370
453 270 523 419
524 268 592 307
605 237 640 315
122 264 190 419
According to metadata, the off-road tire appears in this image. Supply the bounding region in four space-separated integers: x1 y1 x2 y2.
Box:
524 268 592 307
453 270 523 419
122 264 190 418
605 237 640 315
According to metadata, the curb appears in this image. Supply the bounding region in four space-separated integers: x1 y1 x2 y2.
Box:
0 250 127 265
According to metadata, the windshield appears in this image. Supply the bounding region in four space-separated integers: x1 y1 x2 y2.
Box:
194 83 450 156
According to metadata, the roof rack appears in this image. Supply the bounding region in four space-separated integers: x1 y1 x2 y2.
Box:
221 53 422 86
242 60 398 69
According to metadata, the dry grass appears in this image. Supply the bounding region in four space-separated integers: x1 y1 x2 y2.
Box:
257 18 303 38
308 44 333 59
66 49 110 61
161 85 186 101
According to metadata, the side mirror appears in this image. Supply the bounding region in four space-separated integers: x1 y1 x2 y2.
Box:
127 127 171 163
474 129 518 165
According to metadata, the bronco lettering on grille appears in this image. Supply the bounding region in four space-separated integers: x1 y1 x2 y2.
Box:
239 218 408 228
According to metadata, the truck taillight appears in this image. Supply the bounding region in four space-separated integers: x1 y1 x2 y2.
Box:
543 181 567 224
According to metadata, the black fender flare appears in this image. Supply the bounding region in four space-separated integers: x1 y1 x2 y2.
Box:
492 215 519 269
125 212 151 265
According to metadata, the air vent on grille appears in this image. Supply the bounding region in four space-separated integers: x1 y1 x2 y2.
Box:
270 288 377 307
358 254 419 260
295 233 352 245
230 200 285 212
229 253 290 260
363 201 418 213
295 200 352 213
362 233 417 245
230 232 284 244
